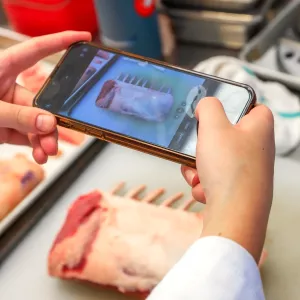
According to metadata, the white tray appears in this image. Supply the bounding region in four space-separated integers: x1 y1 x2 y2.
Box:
0 136 95 236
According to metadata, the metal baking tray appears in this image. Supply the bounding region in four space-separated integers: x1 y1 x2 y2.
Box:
0 28 99 236
161 0 262 12
159 0 275 49
239 0 300 91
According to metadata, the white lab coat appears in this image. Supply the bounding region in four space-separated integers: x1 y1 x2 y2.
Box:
147 236 265 300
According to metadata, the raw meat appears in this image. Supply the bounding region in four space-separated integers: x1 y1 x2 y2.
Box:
18 63 86 146
0 154 44 221
57 126 86 146
96 79 174 122
48 183 267 298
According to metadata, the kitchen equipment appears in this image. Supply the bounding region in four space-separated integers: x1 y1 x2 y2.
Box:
240 0 300 91
161 0 262 12
93 0 162 60
275 26 300 78
159 0 275 49
2 0 98 37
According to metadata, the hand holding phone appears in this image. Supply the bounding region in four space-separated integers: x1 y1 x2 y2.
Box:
0 31 91 164
182 97 275 263
34 42 256 167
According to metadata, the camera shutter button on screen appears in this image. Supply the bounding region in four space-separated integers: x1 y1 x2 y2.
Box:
186 85 207 118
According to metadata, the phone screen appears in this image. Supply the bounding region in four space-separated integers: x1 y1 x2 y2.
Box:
36 44 252 158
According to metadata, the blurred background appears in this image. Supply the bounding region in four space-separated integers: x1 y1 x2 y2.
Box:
0 0 289 67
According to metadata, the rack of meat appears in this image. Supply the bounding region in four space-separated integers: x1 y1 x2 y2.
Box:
96 73 174 122
48 183 267 299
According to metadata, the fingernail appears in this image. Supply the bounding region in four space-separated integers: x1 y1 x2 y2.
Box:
184 169 196 185
192 174 200 187
36 114 54 132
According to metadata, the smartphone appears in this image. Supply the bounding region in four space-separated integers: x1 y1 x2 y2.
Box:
34 42 256 168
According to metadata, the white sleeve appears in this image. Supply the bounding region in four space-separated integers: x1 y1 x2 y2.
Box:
147 236 265 300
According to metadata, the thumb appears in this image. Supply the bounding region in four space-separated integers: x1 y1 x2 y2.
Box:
0 101 56 134
195 97 231 134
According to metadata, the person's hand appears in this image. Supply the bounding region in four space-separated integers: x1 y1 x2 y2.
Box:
0 31 91 164
181 97 275 263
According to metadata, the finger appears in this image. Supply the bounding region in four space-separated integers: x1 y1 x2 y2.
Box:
39 129 58 156
1 31 91 76
181 165 198 187
0 100 57 134
29 133 48 164
12 84 35 106
239 104 274 135
192 184 206 204
195 97 231 133
4 129 31 146
18 63 48 94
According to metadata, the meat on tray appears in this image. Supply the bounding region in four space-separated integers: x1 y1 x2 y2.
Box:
18 63 86 146
48 183 267 298
96 74 174 122
0 154 44 221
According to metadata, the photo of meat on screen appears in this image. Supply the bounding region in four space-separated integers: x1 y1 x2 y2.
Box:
95 76 174 122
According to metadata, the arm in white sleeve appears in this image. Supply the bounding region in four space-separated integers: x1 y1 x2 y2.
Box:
147 236 265 300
